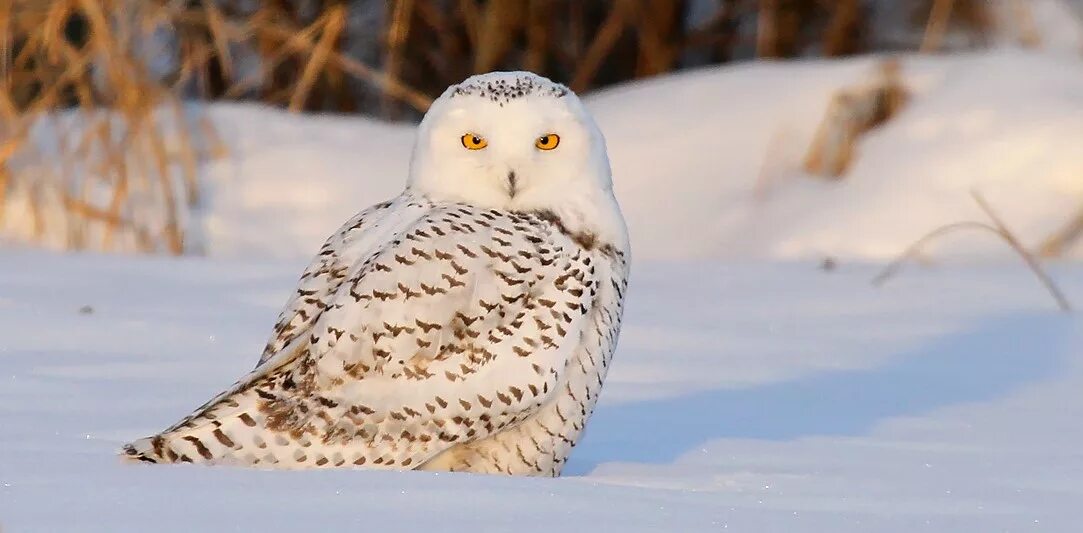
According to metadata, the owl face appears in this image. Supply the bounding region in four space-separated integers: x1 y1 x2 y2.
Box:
408 72 612 211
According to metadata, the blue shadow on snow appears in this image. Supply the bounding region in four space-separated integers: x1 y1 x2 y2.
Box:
566 313 1073 474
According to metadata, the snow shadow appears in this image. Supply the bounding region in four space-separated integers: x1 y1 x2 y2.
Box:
568 313 1073 473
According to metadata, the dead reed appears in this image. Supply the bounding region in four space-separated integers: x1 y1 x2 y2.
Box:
2 1 219 253
803 58 909 179
0 0 429 254
873 191 1073 313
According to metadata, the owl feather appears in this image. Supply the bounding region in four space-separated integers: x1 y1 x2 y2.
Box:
123 196 628 474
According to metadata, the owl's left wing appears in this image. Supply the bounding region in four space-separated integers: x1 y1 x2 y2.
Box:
257 199 398 366
123 206 599 469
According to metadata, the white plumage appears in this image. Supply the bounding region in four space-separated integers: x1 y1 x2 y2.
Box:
123 71 630 476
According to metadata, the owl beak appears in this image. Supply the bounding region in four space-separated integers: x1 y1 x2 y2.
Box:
506 170 518 199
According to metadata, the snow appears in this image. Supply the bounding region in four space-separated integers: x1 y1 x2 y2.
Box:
1 252 1081 531
199 49 1083 262
991 0 1083 54
5 45 1083 531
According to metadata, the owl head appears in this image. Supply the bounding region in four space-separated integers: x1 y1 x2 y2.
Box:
406 72 622 242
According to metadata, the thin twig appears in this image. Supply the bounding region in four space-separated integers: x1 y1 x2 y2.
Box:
570 0 629 92
383 0 415 117
290 5 345 112
920 0 955 53
1038 204 1083 258
872 221 997 286
756 0 780 58
176 9 433 112
873 191 1073 313
971 190 1072 312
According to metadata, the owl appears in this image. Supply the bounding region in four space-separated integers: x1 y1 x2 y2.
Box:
122 71 630 476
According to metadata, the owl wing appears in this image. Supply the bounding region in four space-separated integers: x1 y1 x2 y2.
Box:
123 203 598 469
257 199 397 365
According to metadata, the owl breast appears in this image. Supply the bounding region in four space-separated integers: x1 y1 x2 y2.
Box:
419 237 629 476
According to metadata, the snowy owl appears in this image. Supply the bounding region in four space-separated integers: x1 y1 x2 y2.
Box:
122 71 630 476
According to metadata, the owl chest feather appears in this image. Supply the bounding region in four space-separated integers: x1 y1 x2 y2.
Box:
419 239 629 476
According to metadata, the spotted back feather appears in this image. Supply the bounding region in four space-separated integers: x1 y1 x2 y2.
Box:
122 194 628 474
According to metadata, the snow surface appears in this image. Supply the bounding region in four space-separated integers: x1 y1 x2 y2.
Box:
1 251 1082 531
200 49 1083 262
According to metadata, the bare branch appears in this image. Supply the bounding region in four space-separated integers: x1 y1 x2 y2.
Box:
874 191 1073 313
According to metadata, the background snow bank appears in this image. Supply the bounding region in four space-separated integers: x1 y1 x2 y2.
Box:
200 49 1083 262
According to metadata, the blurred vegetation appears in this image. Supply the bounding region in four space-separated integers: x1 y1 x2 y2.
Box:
3 1 1008 119
0 0 1046 253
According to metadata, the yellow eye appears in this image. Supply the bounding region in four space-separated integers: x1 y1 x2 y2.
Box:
535 133 560 151
461 133 488 150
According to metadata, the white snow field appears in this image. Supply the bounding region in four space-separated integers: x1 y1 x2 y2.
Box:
1 253 1081 531
4 46 1083 531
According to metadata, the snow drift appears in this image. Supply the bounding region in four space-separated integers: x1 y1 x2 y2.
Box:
198 49 1083 262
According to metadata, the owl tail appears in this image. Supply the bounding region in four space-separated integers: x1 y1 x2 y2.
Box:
122 338 310 466
122 428 233 465
121 386 268 466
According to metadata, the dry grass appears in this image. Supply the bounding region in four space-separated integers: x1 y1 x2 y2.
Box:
915 0 995 52
803 59 909 179
1039 203 1083 259
873 191 1073 313
1 1 217 253
371 0 914 117
0 0 430 254
0 0 738 254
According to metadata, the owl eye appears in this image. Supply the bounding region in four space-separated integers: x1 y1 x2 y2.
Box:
535 133 560 151
461 133 488 150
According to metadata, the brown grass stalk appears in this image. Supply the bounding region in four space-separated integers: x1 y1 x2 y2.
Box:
290 5 346 112
873 191 1072 313
921 0 956 53
571 0 630 92
1 0 216 254
1039 205 1083 258
383 0 415 117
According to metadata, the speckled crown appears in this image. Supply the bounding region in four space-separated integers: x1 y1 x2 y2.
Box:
450 72 570 105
